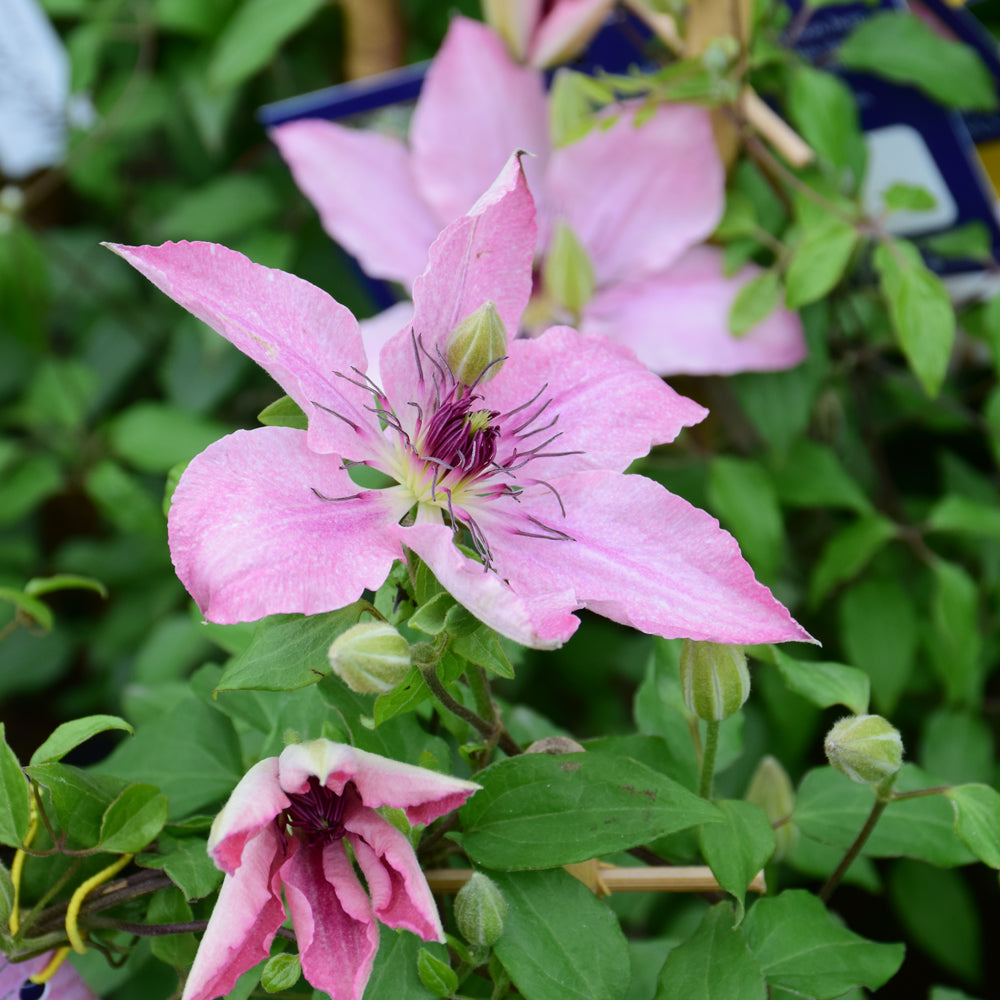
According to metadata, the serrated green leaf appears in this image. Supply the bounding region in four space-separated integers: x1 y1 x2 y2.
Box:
460 752 719 869
257 394 308 430
772 649 870 715
492 868 629 1000
945 784 1000 869
655 902 766 1000
217 605 364 691
30 715 134 766
261 953 301 993
785 217 858 309
729 270 781 337
744 890 904 997
0 724 30 847
873 238 955 397
839 12 997 111
698 801 774 923
99 784 168 853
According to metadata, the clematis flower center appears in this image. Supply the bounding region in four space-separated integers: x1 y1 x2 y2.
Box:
282 776 352 844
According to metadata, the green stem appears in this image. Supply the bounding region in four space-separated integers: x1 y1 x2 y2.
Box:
819 795 890 902
699 721 721 799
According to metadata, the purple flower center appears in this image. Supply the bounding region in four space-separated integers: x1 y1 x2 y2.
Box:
282 776 352 844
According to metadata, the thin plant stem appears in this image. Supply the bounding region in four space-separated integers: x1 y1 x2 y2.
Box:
818 796 889 902
699 721 721 800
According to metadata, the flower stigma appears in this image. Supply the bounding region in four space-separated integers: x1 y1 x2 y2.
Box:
281 776 352 845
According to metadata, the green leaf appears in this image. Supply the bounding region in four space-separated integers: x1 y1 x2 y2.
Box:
772 649 870 715
787 65 863 172
108 402 229 474
30 715 134 766
99 784 169 853
147 885 197 968
920 710 994 786
729 270 780 337
208 0 329 90
408 592 455 636
888 860 980 982
217 605 364 692
364 925 445 1000
785 217 858 309
137 832 223 899
492 868 629 1000
873 238 955 397
698 801 774 923
549 68 610 146
655 902 766 1000
452 626 515 679
0 724 30 847
838 579 917 715
0 587 54 631
373 665 432 725
881 182 936 213
770 439 870 513
927 559 980 704
744 890 904 997
156 175 280 242
25 763 129 849
460 752 719 869
257 394 308 430
261 953 301 993
927 494 1000 541
23 574 108 600
945 784 1000 869
416 949 458 997
922 222 992 261
809 514 897 606
839 12 997 111
713 190 758 241
794 766 974 867
707 458 783 583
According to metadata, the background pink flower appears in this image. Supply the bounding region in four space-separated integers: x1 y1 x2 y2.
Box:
182 740 479 1000
271 15 805 376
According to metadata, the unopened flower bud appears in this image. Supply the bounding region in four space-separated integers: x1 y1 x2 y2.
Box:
745 755 797 860
680 641 750 721
454 871 507 947
544 219 595 316
445 301 507 386
328 622 411 694
824 714 903 787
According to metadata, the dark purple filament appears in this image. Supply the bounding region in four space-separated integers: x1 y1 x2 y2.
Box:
281 776 351 845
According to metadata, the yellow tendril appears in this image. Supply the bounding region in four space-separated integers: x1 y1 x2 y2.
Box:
65 853 134 954
29 946 72 984
8 794 39 935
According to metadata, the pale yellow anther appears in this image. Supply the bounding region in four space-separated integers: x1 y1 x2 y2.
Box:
65 853 134 954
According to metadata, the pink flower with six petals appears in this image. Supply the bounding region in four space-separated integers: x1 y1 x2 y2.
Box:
271 16 806 377
180 740 479 1000
108 157 809 649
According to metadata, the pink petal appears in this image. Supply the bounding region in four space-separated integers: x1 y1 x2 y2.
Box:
380 154 536 406
528 0 615 67
168 427 408 624
1 954 98 1000
582 246 807 375
282 840 378 1000
411 17 550 228
278 740 480 826
483 0 543 60
345 801 443 940
209 758 289 874
270 120 440 290
484 325 707 476
484 470 813 645
361 300 413 388
394 520 579 649
182 826 286 1000
105 241 375 458
545 105 724 286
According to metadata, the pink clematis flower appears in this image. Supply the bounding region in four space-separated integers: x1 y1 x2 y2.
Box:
181 740 479 1000
108 157 809 649
271 15 806 377
0 953 98 1000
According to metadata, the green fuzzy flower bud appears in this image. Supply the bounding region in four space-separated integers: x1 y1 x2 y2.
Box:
445 300 507 386
454 871 507 947
543 219 595 316
745 755 797 861
824 714 903 788
328 622 411 694
680 641 750 722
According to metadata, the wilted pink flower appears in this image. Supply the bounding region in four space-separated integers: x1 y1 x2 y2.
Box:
109 157 808 648
181 740 479 1000
271 16 805 377
1 953 98 1000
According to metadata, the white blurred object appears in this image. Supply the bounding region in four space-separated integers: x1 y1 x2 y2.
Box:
0 0 92 178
